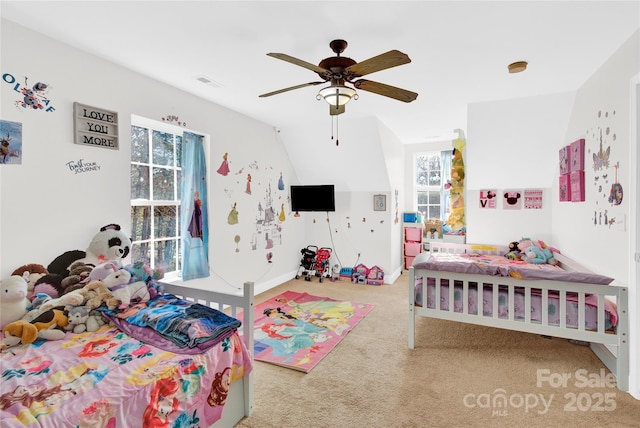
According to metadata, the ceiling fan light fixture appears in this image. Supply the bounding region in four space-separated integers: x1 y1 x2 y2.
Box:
317 85 358 106
508 61 528 74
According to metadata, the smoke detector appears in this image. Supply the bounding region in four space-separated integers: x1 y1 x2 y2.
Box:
508 61 528 74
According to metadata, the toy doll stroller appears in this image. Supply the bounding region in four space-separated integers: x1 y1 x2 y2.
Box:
295 245 318 281
312 247 332 283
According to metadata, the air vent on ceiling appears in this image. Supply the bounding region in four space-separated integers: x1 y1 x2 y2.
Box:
195 75 222 88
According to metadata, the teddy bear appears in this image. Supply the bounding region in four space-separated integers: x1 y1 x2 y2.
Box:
60 261 95 294
47 224 132 277
77 280 121 310
11 263 48 300
1 276 31 330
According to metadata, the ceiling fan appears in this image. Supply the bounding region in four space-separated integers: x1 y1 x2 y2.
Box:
259 39 418 116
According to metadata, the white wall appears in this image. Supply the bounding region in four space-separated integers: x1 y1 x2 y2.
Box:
465 30 639 398
555 29 639 285
466 92 576 245
378 119 406 281
630 73 640 400
0 20 305 292
300 117 405 282
558 30 639 399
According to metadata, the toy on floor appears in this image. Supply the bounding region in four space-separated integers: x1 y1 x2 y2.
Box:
295 245 318 281
352 264 369 284
366 265 384 285
331 264 340 281
312 247 333 283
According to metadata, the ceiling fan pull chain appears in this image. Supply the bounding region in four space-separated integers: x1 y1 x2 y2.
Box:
330 116 334 142
329 116 339 146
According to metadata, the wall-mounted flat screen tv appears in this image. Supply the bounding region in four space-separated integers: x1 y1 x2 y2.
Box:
290 185 336 212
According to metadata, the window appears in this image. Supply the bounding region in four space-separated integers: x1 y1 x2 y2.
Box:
414 151 451 220
130 117 183 275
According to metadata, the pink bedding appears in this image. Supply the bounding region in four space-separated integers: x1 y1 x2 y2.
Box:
411 252 615 285
0 325 252 427
412 252 618 330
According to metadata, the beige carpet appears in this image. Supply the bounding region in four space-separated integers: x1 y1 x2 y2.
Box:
234 273 640 428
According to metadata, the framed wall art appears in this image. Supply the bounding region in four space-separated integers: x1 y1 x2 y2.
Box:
373 194 386 211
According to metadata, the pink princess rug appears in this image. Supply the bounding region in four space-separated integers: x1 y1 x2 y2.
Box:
253 291 374 372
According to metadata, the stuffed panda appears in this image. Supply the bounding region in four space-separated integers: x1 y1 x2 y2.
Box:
48 224 132 277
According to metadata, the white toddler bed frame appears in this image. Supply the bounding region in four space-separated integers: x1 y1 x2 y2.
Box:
161 280 254 427
408 242 629 392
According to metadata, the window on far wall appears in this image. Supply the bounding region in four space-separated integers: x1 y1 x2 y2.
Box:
130 116 184 276
414 151 451 221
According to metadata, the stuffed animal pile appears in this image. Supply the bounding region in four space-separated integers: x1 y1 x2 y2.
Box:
1 224 163 349
505 238 558 265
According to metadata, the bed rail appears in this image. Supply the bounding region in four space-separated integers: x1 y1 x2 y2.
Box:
160 280 255 418
429 241 510 255
409 266 629 392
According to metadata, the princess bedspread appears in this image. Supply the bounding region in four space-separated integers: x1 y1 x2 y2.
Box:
0 324 252 427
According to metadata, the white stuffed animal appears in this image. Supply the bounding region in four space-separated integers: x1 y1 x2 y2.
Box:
0 276 30 330
102 265 150 307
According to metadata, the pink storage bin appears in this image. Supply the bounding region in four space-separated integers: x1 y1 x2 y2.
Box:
404 241 421 257
404 227 422 242
404 256 416 269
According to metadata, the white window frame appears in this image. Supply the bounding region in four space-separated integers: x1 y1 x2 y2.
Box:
414 151 446 221
130 115 186 277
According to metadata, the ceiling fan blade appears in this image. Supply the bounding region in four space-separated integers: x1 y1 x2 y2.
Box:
329 104 345 116
346 50 411 77
259 81 325 98
267 53 331 77
353 79 418 103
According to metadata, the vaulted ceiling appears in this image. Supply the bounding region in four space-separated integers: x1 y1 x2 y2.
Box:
3 1 639 145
